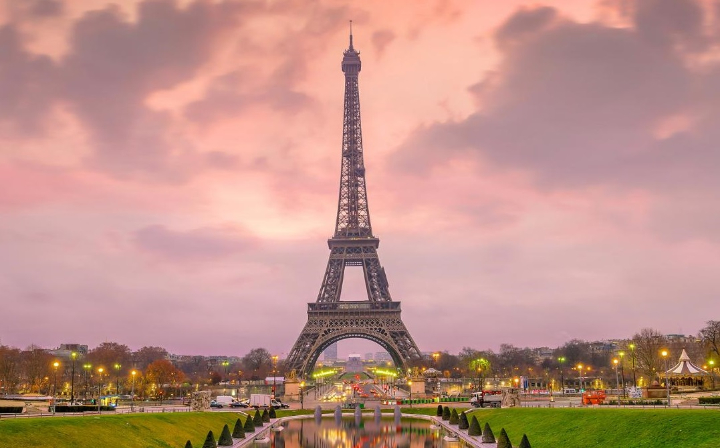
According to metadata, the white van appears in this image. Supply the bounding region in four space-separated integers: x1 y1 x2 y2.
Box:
215 395 235 405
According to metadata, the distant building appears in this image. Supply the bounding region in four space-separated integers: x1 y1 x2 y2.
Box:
324 342 338 362
346 354 363 372
48 344 88 359
364 352 374 361
375 352 391 362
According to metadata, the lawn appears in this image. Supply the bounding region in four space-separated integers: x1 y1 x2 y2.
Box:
2 407 718 447
408 406 720 448
0 411 251 448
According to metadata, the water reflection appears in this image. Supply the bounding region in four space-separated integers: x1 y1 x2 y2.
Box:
259 417 469 448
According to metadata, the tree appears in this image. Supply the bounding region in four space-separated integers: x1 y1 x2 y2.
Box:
184 441 193 448
232 418 245 438
87 342 131 374
242 348 272 380
442 406 450 420
21 346 53 393
146 359 184 403
482 422 496 443
459 412 469 430
262 409 270 422
449 408 459 424
202 430 216 448
218 424 233 446
699 321 720 358
243 415 255 433
632 328 667 379
133 346 168 370
519 434 532 448
497 428 512 448
253 409 263 426
436 404 443 416
468 416 482 436
0 346 21 394
269 407 277 419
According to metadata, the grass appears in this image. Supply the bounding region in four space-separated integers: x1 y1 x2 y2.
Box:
2 407 719 447
0 411 251 448
426 406 720 448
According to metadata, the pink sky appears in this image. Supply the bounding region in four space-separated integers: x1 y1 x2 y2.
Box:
1 0 718 359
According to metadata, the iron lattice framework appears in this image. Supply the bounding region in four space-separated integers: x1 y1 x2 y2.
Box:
285 29 422 378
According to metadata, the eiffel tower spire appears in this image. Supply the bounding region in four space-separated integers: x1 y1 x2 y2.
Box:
285 29 421 379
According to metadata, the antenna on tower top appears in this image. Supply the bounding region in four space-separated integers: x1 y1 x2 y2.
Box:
349 20 354 49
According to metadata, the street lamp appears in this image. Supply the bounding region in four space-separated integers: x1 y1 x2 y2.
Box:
661 350 670 406
131 371 136 412
613 359 619 395
97 368 104 412
618 351 626 398
271 355 279 399
577 364 584 391
709 360 716 390
628 343 637 388
407 380 412 407
70 352 77 404
557 357 566 394
114 363 121 396
83 364 92 401
52 361 59 413
222 360 229 382
300 381 305 409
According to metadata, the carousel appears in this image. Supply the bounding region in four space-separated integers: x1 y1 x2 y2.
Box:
664 349 710 391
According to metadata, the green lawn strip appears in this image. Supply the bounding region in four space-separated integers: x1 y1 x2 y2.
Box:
465 408 720 448
0 412 250 448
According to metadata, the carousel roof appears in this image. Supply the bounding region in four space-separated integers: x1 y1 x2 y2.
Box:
665 349 708 376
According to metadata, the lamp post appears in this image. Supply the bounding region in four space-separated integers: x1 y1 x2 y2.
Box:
577 364 584 391
300 381 305 410
709 360 715 390
97 368 104 412
661 350 670 406
407 380 412 407
271 355 279 398
70 352 77 404
114 363 121 397
618 351 626 398
613 359 619 395
52 361 59 413
222 360 229 382
83 364 92 401
629 343 637 388
131 370 136 412
557 357 566 394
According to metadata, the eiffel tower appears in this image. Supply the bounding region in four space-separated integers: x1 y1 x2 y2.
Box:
285 26 422 378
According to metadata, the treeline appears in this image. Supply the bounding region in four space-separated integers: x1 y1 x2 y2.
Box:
0 321 717 396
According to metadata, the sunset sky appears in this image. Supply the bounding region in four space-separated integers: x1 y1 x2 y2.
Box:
1 0 718 359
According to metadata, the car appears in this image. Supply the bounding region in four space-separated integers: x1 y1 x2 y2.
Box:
271 399 289 409
230 400 248 408
209 401 224 408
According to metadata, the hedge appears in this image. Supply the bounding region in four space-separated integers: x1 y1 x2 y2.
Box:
698 397 720 405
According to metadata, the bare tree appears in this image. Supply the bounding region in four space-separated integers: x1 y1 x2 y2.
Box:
242 348 272 379
632 328 667 380
0 346 21 394
699 320 720 358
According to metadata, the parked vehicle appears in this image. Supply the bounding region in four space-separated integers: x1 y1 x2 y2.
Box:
215 395 234 405
469 390 503 408
271 399 289 409
230 399 249 408
582 389 606 405
249 394 272 408
209 401 224 408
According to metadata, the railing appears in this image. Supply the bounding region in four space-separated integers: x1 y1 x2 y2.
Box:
308 301 400 312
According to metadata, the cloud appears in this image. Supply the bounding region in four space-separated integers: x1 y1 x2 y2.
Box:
132 224 258 260
371 29 396 57
0 25 57 135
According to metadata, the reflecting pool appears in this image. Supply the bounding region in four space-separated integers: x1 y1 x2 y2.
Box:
254 416 471 448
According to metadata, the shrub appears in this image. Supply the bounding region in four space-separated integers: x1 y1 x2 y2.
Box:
442 406 450 420
468 415 482 436
269 407 277 418
497 428 512 448
449 408 459 425
519 434 531 448
201 430 216 448
184 441 193 448
244 415 255 433
436 405 443 416
232 418 245 439
699 397 720 405
253 409 263 426
262 409 270 422
459 412 469 430
218 424 233 446
0 407 24 414
482 422 495 443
